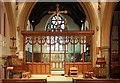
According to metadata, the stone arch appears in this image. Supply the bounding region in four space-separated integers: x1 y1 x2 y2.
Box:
100 3 116 77
4 2 15 38
3 2 16 55
18 2 98 31
101 3 116 47
100 3 116 59
17 2 36 51
80 2 98 66
17 2 98 65
80 2 98 30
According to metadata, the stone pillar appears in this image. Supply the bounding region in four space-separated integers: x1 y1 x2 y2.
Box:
101 46 110 78
10 47 17 55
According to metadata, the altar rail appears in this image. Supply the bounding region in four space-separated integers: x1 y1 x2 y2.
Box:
65 62 92 75
72 78 120 83
27 63 50 74
2 79 47 83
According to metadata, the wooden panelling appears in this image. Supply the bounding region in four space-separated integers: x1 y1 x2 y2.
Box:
2 79 47 83
65 62 92 75
27 63 50 74
78 65 82 73
41 65 45 74
28 64 32 73
37 65 41 74
46 65 50 74
65 65 69 75
27 63 91 75
33 65 37 74
83 65 88 72
72 78 120 83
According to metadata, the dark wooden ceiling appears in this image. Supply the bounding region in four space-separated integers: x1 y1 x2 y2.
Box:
29 2 86 29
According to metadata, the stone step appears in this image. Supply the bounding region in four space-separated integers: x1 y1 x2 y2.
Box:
51 70 64 76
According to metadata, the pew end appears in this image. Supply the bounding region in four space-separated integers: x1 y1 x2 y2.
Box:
2 79 47 83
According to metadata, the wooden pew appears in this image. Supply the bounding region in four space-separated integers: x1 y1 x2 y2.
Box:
2 79 47 83
4 55 29 79
72 78 120 83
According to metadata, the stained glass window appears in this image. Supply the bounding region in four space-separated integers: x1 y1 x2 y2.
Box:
46 14 67 51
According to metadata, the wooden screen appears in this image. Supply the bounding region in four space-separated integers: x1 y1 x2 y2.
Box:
22 31 94 74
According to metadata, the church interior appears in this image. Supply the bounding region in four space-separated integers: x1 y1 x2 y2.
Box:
0 1 120 83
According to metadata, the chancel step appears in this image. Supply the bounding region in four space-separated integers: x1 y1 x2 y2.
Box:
51 70 64 76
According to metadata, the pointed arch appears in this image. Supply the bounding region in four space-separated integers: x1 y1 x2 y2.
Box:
17 2 98 60
17 2 36 51
101 3 116 47
4 2 15 38
100 3 116 77
46 14 66 32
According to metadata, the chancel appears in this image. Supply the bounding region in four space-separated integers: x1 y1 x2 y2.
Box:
0 1 120 83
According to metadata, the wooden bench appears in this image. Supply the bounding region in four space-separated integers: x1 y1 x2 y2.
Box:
2 79 47 83
72 78 120 83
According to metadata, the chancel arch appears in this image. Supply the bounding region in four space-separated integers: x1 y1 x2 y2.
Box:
17 2 97 50
19 3 96 73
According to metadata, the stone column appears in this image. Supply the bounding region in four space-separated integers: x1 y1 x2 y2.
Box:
10 47 17 55
101 46 110 78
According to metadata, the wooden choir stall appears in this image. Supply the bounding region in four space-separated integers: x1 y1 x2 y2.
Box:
2 55 29 79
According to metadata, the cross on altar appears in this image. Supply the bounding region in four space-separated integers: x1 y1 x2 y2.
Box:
48 3 68 32
10 37 16 47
